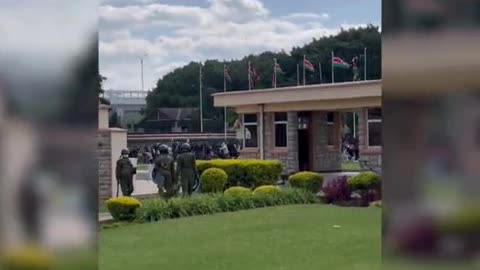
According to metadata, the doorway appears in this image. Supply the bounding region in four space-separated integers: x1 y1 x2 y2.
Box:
297 112 312 171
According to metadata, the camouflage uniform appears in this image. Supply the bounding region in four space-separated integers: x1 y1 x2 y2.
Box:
153 145 176 199
115 149 135 196
176 143 198 197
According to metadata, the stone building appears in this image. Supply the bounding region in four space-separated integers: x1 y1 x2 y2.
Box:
212 80 382 174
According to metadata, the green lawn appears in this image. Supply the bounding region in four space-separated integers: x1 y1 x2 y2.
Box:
100 205 380 270
341 161 362 171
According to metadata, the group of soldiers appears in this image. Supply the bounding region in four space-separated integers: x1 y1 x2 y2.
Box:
115 142 198 199
139 141 240 163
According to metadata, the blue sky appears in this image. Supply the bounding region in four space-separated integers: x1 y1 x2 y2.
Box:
99 0 380 90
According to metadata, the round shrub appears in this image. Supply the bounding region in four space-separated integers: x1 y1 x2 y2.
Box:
200 168 228 193
347 172 381 190
1 246 54 270
224 186 252 197
289 171 324 192
105 196 142 221
253 185 281 196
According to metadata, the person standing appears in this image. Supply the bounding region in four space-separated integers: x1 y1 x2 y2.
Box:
152 144 176 199
176 143 198 197
115 149 136 196
347 134 360 161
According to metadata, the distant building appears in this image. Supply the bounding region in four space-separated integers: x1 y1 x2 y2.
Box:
102 90 147 131
136 107 218 134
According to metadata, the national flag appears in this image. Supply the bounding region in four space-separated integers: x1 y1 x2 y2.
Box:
333 56 350 69
249 65 260 82
275 62 284 74
224 65 232 82
249 65 260 89
304 59 315 72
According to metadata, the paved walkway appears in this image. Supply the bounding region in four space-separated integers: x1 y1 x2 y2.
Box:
99 212 113 223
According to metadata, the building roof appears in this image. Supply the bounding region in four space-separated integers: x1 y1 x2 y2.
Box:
212 80 381 113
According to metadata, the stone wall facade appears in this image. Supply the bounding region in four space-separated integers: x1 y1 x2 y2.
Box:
97 130 112 203
311 111 342 171
238 107 381 174
357 108 382 172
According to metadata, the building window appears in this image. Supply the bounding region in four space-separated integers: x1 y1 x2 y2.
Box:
367 108 382 146
326 112 335 146
274 112 287 147
244 114 258 148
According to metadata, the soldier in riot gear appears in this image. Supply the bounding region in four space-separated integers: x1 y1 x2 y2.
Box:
176 143 198 197
152 144 176 199
115 149 136 196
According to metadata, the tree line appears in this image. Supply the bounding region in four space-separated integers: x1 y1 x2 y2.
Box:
144 25 381 130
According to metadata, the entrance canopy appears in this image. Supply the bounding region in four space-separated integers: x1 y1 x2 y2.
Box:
213 80 381 113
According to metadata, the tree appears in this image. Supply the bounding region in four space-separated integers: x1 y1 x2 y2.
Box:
145 25 381 131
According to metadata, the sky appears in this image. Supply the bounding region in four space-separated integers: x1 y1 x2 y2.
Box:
99 0 381 90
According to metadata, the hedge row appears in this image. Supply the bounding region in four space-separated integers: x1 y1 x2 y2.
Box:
196 159 283 189
132 188 317 223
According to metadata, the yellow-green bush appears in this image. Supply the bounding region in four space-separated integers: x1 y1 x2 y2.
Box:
200 168 228 193
224 186 252 197
288 171 323 192
105 196 142 221
437 205 480 235
1 246 54 270
196 159 283 188
253 185 281 196
347 172 381 190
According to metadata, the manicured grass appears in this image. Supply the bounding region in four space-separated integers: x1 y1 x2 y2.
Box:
341 161 362 171
100 205 380 270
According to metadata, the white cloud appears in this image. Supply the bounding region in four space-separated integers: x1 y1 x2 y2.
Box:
99 0 371 90
282 12 330 20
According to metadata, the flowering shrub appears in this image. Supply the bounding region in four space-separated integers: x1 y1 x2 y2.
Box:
320 176 351 205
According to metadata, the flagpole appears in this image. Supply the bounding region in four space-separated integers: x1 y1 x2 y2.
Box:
248 61 251 90
331 51 334 84
223 64 227 141
296 64 299 86
303 55 306 86
319 62 323 84
364 47 367 81
199 63 204 133
353 111 356 138
273 58 277 88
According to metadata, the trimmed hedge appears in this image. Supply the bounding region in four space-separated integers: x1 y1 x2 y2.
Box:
196 159 283 188
135 189 317 222
224 186 252 197
347 172 381 190
253 185 281 196
200 168 228 193
106 196 142 221
289 171 324 192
